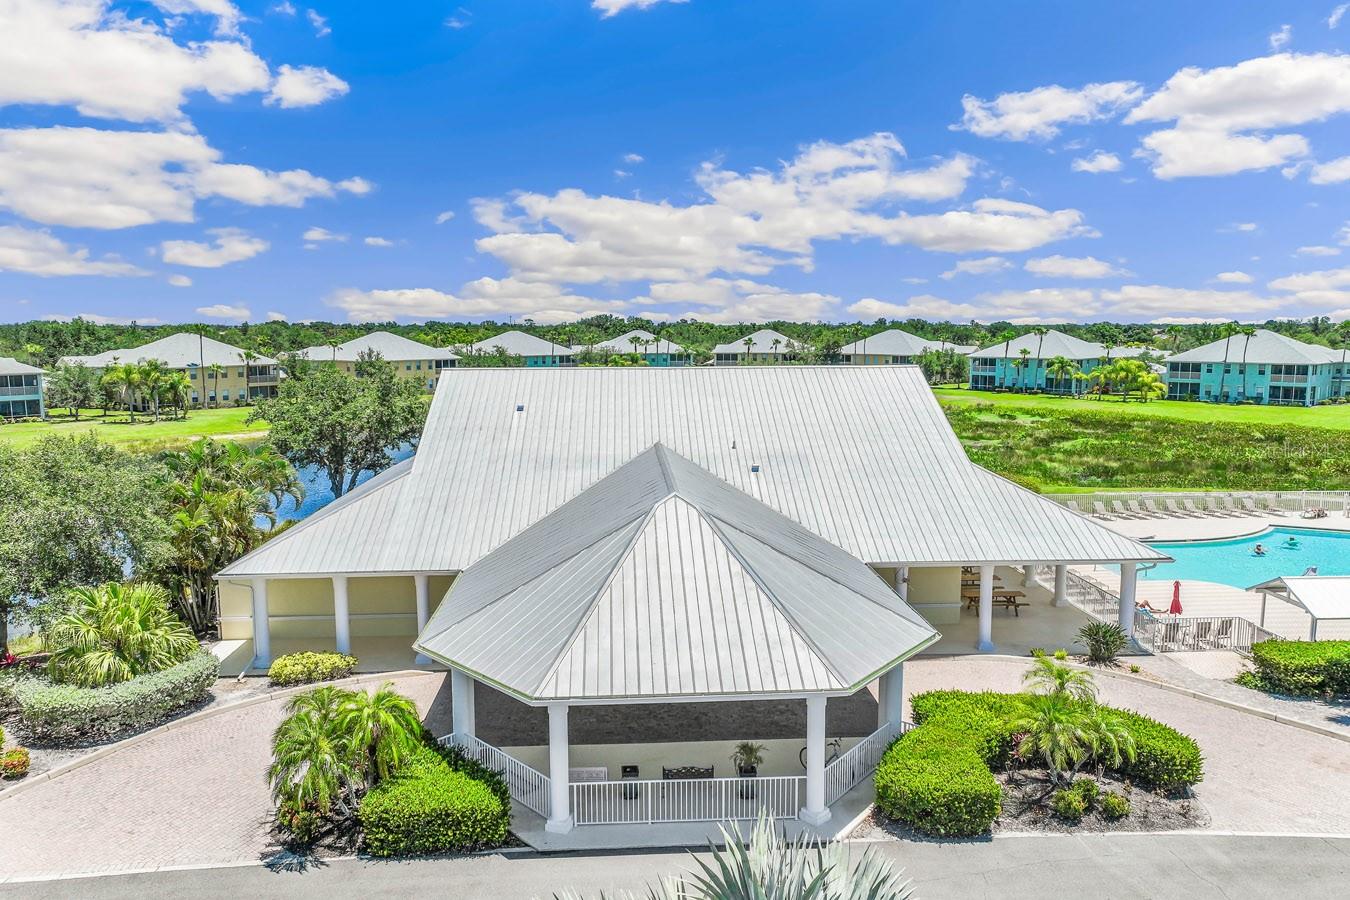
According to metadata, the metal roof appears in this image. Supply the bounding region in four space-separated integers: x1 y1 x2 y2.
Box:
592 329 686 355
414 444 938 702
1166 330 1341 366
1249 575 1350 621
711 329 803 355
218 366 1163 579
0 357 44 376
968 330 1147 361
465 330 573 357
297 331 459 363
839 329 972 357
59 333 278 369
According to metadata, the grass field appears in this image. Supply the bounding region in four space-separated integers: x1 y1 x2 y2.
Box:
934 387 1350 431
0 406 269 452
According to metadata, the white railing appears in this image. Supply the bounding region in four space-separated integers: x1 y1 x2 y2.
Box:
1133 610 1279 653
571 775 803 826
823 721 910 806
439 732 551 817
1063 569 1121 623
1051 490 1350 518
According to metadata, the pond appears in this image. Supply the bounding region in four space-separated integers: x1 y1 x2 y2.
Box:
271 443 416 524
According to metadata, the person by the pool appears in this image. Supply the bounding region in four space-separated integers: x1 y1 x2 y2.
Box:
1253 543 1266 556
1285 536 1300 549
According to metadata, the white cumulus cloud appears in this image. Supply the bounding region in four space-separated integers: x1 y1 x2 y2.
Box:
363 236 394 247
1071 151 1123 173
160 227 269 267
939 257 1010 279
196 303 251 320
1024 255 1126 278
168 274 192 287
266 64 349 108
1269 24 1292 51
0 224 147 277
955 81 1143 141
592 0 686 18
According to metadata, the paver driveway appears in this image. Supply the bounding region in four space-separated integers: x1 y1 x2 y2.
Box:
0 672 447 882
2 657 1348 883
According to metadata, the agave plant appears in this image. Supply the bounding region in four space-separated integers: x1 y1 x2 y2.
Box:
555 813 914 900
46 582 199 687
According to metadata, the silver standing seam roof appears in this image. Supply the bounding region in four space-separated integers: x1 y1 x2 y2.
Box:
298 331 459 363
592 329 686 355
59 333 279 369
1248 576 1350 621
0 357 44 376
414 444 939 702
1165 329 1341 366
217 366 1163 579
839 329 973 357
968 330 1148 361
711 329 802 355
466 330 573 358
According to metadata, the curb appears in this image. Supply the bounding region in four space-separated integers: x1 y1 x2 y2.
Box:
0 669 439 805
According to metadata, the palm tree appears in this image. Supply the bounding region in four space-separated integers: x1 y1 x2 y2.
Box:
1135 370 1165 402
1216 322 1239 402
1238 325 1257 401
628 334 643 357
1016 347 1032 390
1165 324 1185 354
1022 656 1098 704
189 324 209 409
326 338 342 363
1044 355 1078 395
102 361 141 422
337 684 423 783
742 336 754 364
1030 326 1050 390
998 329 1017 389
269 690 359 818
241 350 258 404
138 359 168 421
164 371 192 419
47 582 199 688
208 363 225 408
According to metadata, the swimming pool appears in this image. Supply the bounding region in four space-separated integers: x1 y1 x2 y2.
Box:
1141 527 1350 589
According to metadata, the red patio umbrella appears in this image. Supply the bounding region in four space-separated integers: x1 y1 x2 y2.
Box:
1169 581 1183 616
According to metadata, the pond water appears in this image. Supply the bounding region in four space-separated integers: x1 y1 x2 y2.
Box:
271 443 416 524
1142 527 1350 589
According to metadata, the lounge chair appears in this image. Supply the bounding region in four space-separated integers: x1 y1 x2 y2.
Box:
1143 498 1165 516
1110 500 1137 518
1260 498 1289 517
1240 497 1261 514
1066 500 1085 515
1127 500 1150 517
1091 501 1114 520
1212 618 1233 649
1222 496 1246 516
1203 497 1236 517
1164 499 1195 517
1182 499 1206 516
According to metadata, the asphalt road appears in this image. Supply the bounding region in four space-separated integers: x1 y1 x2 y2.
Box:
4 834 1347 899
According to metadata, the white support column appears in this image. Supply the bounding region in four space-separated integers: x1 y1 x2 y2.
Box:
1053 565 1068 607
800 694 831 826
450 668 476 736
875 674 889 730
414 574 430 664
1118 562 1137 637
546 703 573 834
977 564 995 652
250 577 271 669
1022 565 1035 588
332 575 351 655
879 666 903 728
896 566 909 601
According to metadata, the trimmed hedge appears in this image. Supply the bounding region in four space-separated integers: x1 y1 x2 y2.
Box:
876 689 1203 837
12 652 219 742
873 725 1002 837
358 744 510 857
268 652 359 687
1248 639 1350 697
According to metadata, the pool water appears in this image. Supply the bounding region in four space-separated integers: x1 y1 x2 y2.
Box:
1142 527 1350 589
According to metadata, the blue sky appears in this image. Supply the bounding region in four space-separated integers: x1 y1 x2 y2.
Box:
5 0 1350 326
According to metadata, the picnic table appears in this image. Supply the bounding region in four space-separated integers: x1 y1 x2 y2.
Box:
961 588 1029 616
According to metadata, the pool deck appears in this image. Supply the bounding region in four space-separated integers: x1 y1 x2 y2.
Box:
1095 511 1350 543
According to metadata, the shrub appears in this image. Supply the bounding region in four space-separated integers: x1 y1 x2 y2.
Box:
874 726 1002 837
910 690 1027 766
1051 788 1086 821
1070 777 1099 808
1248 640 1350 697
46 582 200 688
1100 791 1130 820
1098 708 1203 790
276 799 323 846
1 747 30 779
430 737 512 811
358 744 509 856
268 652 359 687
1053 649 1068 661
14 651 218 742
1078 622 1129 663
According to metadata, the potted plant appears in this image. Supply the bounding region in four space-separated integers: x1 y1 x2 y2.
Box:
732 742 766 798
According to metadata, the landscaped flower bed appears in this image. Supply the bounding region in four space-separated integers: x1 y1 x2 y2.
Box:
873 662 1205 838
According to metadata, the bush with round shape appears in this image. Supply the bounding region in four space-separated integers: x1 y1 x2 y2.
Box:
874 726 1002 837
13 651 219 742
1051 787 1086 821
1070 777 1099 808
358 744 510 856
1098 708 1203 791
1100 791 1130 820
1 747 30 779
276 799 323 846
46 582 199 688
268 652 359 687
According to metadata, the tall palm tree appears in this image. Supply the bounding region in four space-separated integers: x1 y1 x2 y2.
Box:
164 371 192 419
102 361 141 422
188 324 209 409
742 336 754 364
138 359 168 422
326 338 342 363
241 350 258 404
1165 324 1185 354
1045 355 1078 395
998 329 1017 389
1016 347 1032 390
208 363 225 408
1216 322 1239 402
1238 325 1257 401
1030 326 1050 390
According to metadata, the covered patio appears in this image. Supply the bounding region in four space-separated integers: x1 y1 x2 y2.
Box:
415 445 938 835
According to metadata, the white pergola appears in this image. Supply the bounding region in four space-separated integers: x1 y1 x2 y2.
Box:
1250 575 1350 640
415 444 939 832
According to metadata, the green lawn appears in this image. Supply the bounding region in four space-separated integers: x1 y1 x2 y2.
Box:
0 406 269 452
934 387 1350 431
